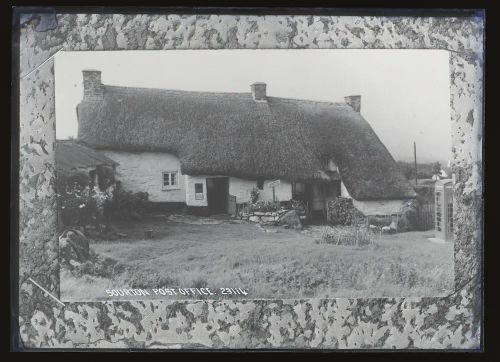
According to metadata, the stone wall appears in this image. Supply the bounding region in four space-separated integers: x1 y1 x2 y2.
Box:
102 150 185 203
239 209 289 224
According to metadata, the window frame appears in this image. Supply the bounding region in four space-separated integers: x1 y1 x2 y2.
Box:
292 182 306 194
162 171 180 190
194 182 204 200
321 156 330 169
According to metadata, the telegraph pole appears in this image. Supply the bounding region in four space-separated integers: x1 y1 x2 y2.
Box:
414 142 418 185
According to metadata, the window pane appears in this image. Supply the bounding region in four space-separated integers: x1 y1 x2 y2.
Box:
163 173 170 186
294 182 305 193
195 183 203 193
171 172 176 186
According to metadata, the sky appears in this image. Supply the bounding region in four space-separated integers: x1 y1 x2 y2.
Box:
55 49 451 164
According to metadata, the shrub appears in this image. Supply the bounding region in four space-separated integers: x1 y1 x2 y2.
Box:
57 169 112 228
327 197 365 226
397 199 420 232
57 169 91 191
103 182 149 221
414 185 435 204
247 200 281 213
250 187 260 204
95 165 116 191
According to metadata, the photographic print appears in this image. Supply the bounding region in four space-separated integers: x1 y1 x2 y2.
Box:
55 49 454 302
16 11 483 350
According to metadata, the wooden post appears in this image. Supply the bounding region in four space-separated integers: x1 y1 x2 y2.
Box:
414 142 418 185
272 186 276 202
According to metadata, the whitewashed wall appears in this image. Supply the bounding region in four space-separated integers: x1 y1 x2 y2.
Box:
229 177 256 203
352 199 405 216
259 180 292 202
101 150 185 202
185 175 208 207
228 178 292 203
340 181 351 198
341 180 404 215
100 150 292 206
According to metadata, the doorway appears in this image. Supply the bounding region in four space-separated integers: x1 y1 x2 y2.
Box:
307 180 341 221
206 177 229 214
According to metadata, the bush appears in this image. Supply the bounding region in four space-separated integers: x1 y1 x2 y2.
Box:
57 169 112 228
414 184 435 204
95 165 116 191
250 187 260 204
103 182 149 221
246 200 281 213
327 197 365 226
57 169 91 191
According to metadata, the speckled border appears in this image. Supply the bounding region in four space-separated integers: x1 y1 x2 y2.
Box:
16 12 483 349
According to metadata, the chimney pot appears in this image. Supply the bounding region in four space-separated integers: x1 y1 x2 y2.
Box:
82 70 103 101
344 95 361 113
251 82 267 101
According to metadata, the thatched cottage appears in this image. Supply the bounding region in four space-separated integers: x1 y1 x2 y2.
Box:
75 70 416 218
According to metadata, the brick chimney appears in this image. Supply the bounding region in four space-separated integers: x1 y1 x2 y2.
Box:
82 69 104 101
251 82 267 102
344 95 361 113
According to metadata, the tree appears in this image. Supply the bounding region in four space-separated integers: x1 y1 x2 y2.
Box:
432 161 442 175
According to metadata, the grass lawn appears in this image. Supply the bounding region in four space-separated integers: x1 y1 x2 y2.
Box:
60 215 454 301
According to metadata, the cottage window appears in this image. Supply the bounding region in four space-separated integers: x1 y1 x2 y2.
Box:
292 182 305 194
162 171 178 189
321 156 330 169
195 183 204 200
257 179 264 190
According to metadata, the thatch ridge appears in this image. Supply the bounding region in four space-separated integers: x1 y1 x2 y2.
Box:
77 84 416 200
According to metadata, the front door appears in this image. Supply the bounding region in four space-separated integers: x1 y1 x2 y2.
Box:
307 181 341 220
206 177 229 214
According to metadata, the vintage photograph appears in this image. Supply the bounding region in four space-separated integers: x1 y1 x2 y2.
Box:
54 49 454 301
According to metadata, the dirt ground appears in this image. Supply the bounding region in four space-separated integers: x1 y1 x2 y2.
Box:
60 215 454 301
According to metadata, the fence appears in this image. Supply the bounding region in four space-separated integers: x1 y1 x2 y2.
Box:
414 202 435 231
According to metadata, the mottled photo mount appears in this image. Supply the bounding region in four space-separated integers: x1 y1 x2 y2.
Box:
17 11 483 349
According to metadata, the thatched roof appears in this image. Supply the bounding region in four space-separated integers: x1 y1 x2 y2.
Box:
55 139 118 171
76 85 416 200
